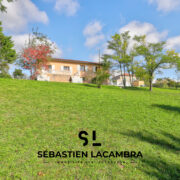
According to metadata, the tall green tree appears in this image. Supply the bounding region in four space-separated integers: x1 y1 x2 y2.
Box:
0 22 16 77
134 35 180 91
93 56 110 88
106 31 135 87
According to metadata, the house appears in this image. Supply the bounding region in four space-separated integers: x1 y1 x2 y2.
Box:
133 80 145 87
112 73 136 87
111 73 144 87
37 58 101 83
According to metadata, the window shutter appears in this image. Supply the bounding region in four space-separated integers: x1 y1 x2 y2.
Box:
70 66 72 73
52 65 55 72
60 66 64 71
85 65 88 72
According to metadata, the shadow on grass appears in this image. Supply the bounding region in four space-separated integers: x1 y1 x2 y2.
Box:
83 84 98 88
78 84 149 91
161 131 180 145
78 83 122 90
121 130 180 179
152 104 180 114
121 130 180 152
140 156 180 180
73 83 98 88
123 87 148 91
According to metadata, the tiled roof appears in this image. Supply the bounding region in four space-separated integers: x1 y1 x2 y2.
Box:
51 58 101 65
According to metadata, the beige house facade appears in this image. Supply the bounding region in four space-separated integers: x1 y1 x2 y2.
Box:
112 73 145 87
37 58 101 83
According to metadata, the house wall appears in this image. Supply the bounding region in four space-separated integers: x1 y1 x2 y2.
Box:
116 76 136 87
133 81 145 87
38 61 99 83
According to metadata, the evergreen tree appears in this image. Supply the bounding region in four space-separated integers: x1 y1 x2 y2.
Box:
0 22 16 77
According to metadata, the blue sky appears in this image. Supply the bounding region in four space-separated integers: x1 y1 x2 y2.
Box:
1 0 180 80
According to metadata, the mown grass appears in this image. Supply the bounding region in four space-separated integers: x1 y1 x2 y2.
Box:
0 78 180 179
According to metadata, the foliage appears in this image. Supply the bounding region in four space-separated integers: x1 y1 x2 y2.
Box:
153 78 179 89
106 31 136 87
0 78 180 179
0 0 13 12
0 72 11 78
13 69 24 79
0 22 16 75
19 30 55 80
133 35 180 91
134 65 149 86
92 56 110 88
175 55 180 71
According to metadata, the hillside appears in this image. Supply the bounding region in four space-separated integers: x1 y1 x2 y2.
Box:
0 79 180 179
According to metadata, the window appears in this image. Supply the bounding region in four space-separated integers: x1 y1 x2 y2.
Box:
48 65 52 72
93 66 98 72
64 66 70 71
80 65 85 72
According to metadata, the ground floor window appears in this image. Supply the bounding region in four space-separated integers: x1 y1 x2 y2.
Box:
48 65 52 72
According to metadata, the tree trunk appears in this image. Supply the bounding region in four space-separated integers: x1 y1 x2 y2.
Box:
30 69 33 80
119 63 123 88
149 79 152 91
123 65 126 88
131 73 134 87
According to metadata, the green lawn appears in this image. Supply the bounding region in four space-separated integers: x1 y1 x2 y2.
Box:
0 78 180 179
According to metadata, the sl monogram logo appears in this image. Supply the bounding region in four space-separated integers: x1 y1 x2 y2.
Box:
78 130 102 146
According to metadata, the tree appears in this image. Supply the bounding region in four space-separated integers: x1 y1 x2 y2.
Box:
134 35 180 91
0 0 13 12
106 31 136 88
92 56 110 88
0 72 11 78
19 30 55 80
134 65 149 86
13 69 24 79
0 22 16 77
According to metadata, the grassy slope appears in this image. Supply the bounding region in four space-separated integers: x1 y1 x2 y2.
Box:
0 79 180 179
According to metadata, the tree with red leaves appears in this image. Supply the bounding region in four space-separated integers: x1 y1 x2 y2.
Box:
20 30 55 80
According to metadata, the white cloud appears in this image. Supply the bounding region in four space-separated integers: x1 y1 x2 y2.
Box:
119 21 168 50
52 44 63 58
12 34 63 57
83 21 105 48
12 34 30 52
55 0 80 16
83 21 103 36
0 0 49 33
166 36 180 50
148 0 180 12
85 34 105 48
120 21 168 43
